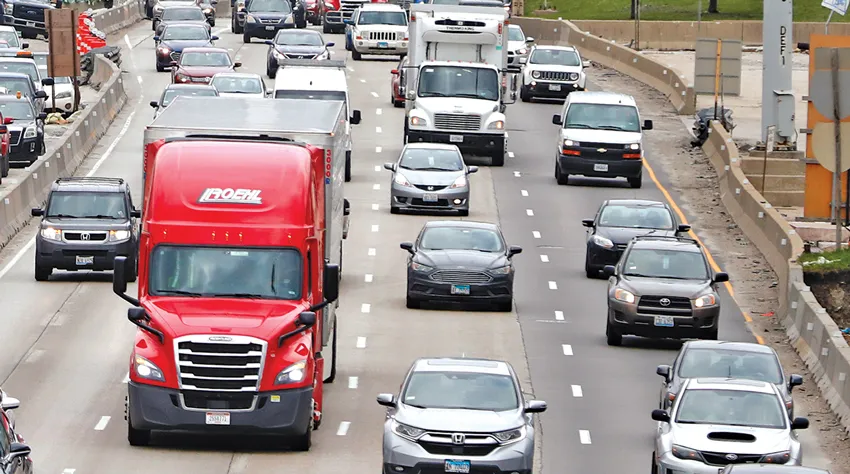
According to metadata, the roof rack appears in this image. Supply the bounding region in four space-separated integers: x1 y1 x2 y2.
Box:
55 177 124 185
631 235 698 245
279 59 346 69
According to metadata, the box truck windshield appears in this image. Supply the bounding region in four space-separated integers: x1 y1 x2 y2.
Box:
418 65 499 100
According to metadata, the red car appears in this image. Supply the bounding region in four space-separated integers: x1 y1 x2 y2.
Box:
390 55 408 108
170 47 241 84
305 0 323 25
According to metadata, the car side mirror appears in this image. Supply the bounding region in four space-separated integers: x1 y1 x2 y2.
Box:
656 364 671 381
383 162 396 171
507 245 522 257
602 265 616 277
1 396 20 410
266 89 272 96
297 311 316 326
581 218 594 228
211 35 219 40
41 77 54 86
31 208 43 216
581 60 591 68
264 39 273 45
391 69 399 75
21 42 29 49
153 35 160 41
791 417 810 430
524 400 547 413
131 209 141 218
651 409 670 423
525 36 534 43
326 42 335 47
35 90 47 99
788 374 803 391
38 112 47 120
713 272 729 283
350 109 361 124
150 101 158 108
643 119 653 130
467 165 478 174
234 62 242 68
400 241 414 254
323 263 340 302
552 114 562 125
7 442 30 459
376 393 396 407
676 224 691 233
343 198 350 216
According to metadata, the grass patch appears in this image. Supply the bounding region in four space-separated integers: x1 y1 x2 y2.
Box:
798 248 850 273
525 0 847 22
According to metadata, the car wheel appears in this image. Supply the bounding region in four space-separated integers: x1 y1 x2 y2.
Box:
322 19 331 33
152 20 158 31
243 32 251 43
156 63 165 72
555 161 568 185
352 49 362 60
393 98 403 108
127 412 151 447
520 85 530 102
628 171 642 189
210 18 216 26
34 262 51 282
267 64 276 79
606 322 622 346
406 294 420 309
585 255 597 279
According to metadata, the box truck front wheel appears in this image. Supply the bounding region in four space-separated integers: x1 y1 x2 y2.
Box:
491 149 505 167
344 150 351 182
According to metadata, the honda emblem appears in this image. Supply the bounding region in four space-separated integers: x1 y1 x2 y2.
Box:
452 433 465 444
80 232 90 241
659 298 671 306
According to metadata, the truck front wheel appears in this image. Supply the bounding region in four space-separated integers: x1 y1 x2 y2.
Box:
491 149 505 166
127 413 151 446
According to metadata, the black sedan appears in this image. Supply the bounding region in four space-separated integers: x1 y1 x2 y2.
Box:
154 5 211 36
401 220 522 311
582 199 689 278
265 29 332 78
240 0 305 44
154 23 218 72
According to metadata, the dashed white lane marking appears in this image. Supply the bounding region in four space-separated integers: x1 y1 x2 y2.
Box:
508 151 515 158
526 209 534 216
360 79 366 83
376 126 382 133
371 91 379 98
572 385 583 397
513 171 521 177
122 372 130 384
371 224 379 232
124 34 133 50
532 231 541 239
376 146 382 153
579 430 592 444
548 281 557 290
555 311 564 321
24 349 44 363
521 189 528 197
372 203 379 211
365 274 373 282
347 66 355 72
373 184 381 190
94 416 111 431
376 108 382 115
63 469 76 474
368 248 376 256
374 165 381 172
361 303 371 313
562 344 573 355
337 421 351 436
540 255 549 263
349 376 359 389
356 337 367 348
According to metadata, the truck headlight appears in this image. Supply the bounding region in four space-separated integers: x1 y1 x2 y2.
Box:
693 294 716 308
109 229 131 241
40 227 61 240
392 419 425 440
613 288 636 304
54 91 72 99
245 15 256 22
3 4 12 14
531 70 540 79
134 354 165 382
494 426 525 444
409 116 426 127
627 143 640 150
563 139 580 147
487 120 504 130
23 127 35 139
274 360 307 385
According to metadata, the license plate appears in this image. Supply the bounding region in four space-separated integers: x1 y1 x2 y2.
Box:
549 84 561 91
265 25 275 30
25 21 35 27
205 412 230 425
378 41 389 48
449 135 463 143
451 285 470 295
75 256 94 266
423 193 438 202
654 316 675 327
593 163 608 172
445 460 471 473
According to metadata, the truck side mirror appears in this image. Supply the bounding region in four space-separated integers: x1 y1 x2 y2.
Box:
323 263 340 302
21 42 29 49
41 77 54 86
713 272 729 283
297 311 316 326
113 256 128 295
31 208 43 216
656 365 671 381
35 90 47 99
131 209 142 218
676 224 691 233
350 109 361 124
552 114 562 125
643 119 653 130
38 112 47 121
343 198 351 216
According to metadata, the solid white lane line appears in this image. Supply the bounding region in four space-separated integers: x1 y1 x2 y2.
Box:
365 274 373 282
372 203 379 211
513 171 521 177
508 151 515 158
521 189 528 197
371 224 379 232
376 108 382 115
356 337 367 348
532 231 541 239
571 385 583 397
374 165 381 172
554 311 564 321
373 184 381 190
371 91 379 98
368 248 376 256
337 421 351 436
562 344 573 355
349 376 359 389
122 372 130 384
579 430 592 444
361 303 371 313
526 209 534 216
548 281 557 290
376 146 382 153
124 34 133 49
540 255 549 263
94 416 111 431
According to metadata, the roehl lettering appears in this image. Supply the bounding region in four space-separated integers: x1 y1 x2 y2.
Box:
198 188 264 204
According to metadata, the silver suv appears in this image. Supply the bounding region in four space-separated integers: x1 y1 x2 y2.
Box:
377 357 546 474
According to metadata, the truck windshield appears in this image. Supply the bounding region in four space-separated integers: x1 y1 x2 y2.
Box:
358 11 407 25
149 246 303 300
0 32 19 49
563 103 641 132
418 66 499 101
274 90 345 101
0 100 33 120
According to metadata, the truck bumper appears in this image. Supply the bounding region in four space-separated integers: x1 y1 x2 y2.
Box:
1 15 47 36
407 129 504 156
128 382 314 436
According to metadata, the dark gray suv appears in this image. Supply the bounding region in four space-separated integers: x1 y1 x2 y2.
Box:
602 235 729 346
31 177 141 282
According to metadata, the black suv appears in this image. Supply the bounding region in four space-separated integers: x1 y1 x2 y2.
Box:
602 235 729 346
31 177 141 282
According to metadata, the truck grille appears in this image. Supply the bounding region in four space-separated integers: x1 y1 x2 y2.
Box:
579 142 629 149
63 231 108 242
416 431 499 457
174 335 266 392
13 4 46 22
700 451 763 466
637 295 692 317
429 270 492 284
367 31 400 41
433 113 481 131
538 71 577 81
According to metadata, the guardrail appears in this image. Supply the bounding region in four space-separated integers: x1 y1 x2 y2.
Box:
511 17 696 115
0 0 142 248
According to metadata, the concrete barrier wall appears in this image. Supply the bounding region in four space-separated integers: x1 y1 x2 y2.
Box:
0 0 141 249
512 17 696 115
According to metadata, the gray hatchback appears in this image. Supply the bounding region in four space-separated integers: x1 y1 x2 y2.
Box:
377 357 546 474
385 143 477 215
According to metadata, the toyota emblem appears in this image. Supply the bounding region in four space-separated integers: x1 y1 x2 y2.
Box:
597 148 607 153
659 298 671 306
725 454 738 461
80 232 90 241
451 433 465 444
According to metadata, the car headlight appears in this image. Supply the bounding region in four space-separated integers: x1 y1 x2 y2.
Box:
54 91 72 99
317 50 330 59
693 294 716 308
517 48 527 55
157 46 170 54
487 120 504 130
590 234 614 249
569 72 579 81
627 143 640 150
531 70 540 79
40 227 61 240
671 445 704 462
245 15 256 22
273 50 285 59
23 127 35 139
493 425 526 444
410 261 433 273
394 172 412 187
563 139 579 147
110 229 131 241
284 14 294 23
133 354 165 382
274 360 307 385
3 4 12 14
490 265 512 275
409 116 426 127
392 419 426 440
613 288 636 304
203 7 213 13
760 451 791 464
450 175 467 188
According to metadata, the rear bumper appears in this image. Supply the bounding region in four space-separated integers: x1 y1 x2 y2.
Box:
407 129 504 155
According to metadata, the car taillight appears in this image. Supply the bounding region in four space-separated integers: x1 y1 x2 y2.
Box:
623 153 641 159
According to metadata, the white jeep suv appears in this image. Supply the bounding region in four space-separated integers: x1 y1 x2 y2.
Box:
347 3 408 61
521 45 590 102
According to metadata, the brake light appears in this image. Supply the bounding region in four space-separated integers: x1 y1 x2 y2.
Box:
623 153 641 159
356 35 362 40
786 400 793 409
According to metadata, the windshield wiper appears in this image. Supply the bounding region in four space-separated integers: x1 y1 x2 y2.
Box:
412 167 456 171
80 214 122 219
46 214 80 218
156 289 204 297
405 403 429 409
565 123 594 129
420 92 450 97
622 272 656 278
208 292 266 298
453 93 493 100
597 125 632 131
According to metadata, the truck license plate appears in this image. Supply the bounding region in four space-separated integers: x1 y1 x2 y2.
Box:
549 84 561 91
378 41 388 48
449 135 463 143
654 316 675 327
265 25 275 30
75 256 94 266
593 163 608 172
423 193 438 202
205 412 231 425
445 460 471 473
451 285 470 295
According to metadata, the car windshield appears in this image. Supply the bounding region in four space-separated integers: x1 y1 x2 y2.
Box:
149 246 303 299
399 148 463 171
358 11 407 25
420 226 504 252
0 100 33 120
161 87 218 106
180 51 231 66
46 191 127 219
564 103 641 132
530 48 580 66
429 0 459 4
508 26 524 41
248 0 292 12
622 248 709 280
163 26 210 40
274 89 345 101
211 76 263 93
0 78 30 96
0 63 37 83
598 205 674 229
675 389 786 429
0 31 20 48
163 7 206 20
418 65 499 101
679 348 783 384
51 76 72 84
402 371 519 411
276 32 323 45
32 54 47 69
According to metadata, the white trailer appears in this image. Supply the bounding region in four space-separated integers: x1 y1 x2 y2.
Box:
404 3 516 166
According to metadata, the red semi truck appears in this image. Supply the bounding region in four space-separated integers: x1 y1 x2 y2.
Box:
113 96 349 450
